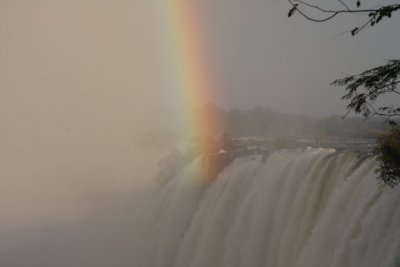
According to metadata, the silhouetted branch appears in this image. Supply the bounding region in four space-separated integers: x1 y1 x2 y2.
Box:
289 0 400 15
288 1 338 22
336 0 351 11
288 0 400 34
287 0 400 187
292 0 383 14
331 60 400 125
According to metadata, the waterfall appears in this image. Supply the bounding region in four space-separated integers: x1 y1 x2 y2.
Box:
131 147 400 267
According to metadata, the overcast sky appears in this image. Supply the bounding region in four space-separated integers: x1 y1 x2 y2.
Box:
1 0 399 126
0 0 399 265
196 0 400 115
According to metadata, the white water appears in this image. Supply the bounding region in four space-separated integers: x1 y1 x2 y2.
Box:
131 147 400 267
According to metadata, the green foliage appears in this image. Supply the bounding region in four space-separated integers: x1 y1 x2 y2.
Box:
376 128 400 187
287 0 400 186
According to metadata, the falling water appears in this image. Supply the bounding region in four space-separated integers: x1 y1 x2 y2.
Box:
131 147 400 267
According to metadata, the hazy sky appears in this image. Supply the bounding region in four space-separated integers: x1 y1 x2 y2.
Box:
1 0 167 235
1 0 399 211
0 0 399 265
1 0 399 126
196 0 400 115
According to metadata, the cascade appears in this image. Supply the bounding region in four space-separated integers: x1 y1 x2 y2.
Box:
131 148 400 267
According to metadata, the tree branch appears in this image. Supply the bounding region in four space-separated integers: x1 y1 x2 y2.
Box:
365 102 400 123
288 0 400 28
293 0 400 14
371 80 400 94
336 0 351 11
288 0 339 22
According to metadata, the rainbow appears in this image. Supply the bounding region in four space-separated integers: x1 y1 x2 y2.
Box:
163 1 221 156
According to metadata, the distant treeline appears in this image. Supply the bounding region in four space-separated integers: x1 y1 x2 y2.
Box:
197 103 388 139
138 104 391 150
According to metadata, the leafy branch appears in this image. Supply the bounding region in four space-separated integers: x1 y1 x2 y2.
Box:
288 0 400 35
286 0 400 186
332 60 400 125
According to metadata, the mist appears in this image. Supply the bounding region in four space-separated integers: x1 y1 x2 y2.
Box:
1 0 400 266
1 2 168 264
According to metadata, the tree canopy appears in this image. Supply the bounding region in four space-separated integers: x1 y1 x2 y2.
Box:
288 0 400 186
